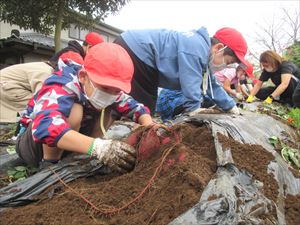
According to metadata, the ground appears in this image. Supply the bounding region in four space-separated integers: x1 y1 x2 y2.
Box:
0 103 299 225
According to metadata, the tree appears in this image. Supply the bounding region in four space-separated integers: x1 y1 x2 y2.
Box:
252 6 300 55
284 41 300 68
0 0 129 51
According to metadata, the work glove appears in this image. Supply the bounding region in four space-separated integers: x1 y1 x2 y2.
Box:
188 107 220 116
246 95 254 103
236 92 244 101
88 138 136 173
264 96 273 104
228 105 240 115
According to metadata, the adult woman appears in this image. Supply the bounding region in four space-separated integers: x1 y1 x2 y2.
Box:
246 50 300 105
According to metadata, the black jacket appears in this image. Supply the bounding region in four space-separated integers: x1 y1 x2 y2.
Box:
49 40 85 68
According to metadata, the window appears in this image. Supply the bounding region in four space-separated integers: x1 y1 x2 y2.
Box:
69 24 112 43
69 24 89 41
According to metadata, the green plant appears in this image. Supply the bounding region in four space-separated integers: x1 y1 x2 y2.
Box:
281 147 300 170
7 166 28 182
288 108 300 128
268 135 300 171
268 136 279 146
6 145 16 155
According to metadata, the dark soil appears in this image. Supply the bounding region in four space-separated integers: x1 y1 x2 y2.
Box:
217 133 278 203
1 124 299 225
0 124 217 225
285 194 300 225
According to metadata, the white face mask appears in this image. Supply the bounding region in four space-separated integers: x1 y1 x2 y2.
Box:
264 67 274 73
85 79 119 110
209 46 228 73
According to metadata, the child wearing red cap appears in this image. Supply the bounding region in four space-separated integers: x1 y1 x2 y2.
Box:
214 62 254 100
114 27 249 116
0 32 103 124
16 43 153 173
49 32 104 69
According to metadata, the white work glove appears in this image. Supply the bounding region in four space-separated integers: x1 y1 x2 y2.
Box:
89 138 136 173
236 92 244 101
228 105 240 115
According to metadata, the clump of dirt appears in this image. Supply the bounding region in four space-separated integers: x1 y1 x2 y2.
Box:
285 194 300 225
0 124 217 225
217 133 278 203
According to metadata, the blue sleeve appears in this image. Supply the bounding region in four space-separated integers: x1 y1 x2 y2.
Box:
206 73 235 111
178 52 203 112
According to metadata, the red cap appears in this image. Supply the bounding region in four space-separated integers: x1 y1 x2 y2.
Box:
59 51 84 65
85 32 104 46
84 43 134 93
243 60 254 78
213 27 248 66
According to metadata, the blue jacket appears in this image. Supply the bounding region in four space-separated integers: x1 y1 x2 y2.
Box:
121 27 211 111
156 71 236 121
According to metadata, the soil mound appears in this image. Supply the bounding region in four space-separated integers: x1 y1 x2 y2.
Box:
0 124 217 225
1 123 299 225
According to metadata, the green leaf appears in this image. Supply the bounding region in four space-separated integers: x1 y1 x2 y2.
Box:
13 171 26 179
268 136 279 146
7 170 17 177
15 166 27 172
281 147 300 170
6 146 16 155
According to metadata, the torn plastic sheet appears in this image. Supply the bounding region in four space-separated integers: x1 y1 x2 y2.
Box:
0 122 134 208
169 111 300 225
0 110 299 225
0 156 109 208
170 164 278 225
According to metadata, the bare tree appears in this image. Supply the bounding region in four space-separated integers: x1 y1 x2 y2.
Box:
252 4 300 55
281 7 300 45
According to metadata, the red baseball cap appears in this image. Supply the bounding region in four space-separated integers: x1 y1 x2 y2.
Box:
213 27 248 66
85 32 104 46
83 43 134 93
59 51 84 65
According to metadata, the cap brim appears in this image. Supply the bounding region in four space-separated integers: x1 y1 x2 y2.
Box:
236 53 255 78
89 73 131 93
236 53 247 67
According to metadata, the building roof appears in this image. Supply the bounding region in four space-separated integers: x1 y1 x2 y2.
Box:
0 32 72 59
4 32 69 48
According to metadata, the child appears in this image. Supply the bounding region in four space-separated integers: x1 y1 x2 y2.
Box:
114 27 249 115
214 62 254 100
16 43 153 173
49 32 104 68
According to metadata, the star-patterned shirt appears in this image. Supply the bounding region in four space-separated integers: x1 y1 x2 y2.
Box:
20 60 150 147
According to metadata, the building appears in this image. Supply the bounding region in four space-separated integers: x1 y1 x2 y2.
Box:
0 21 123 68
